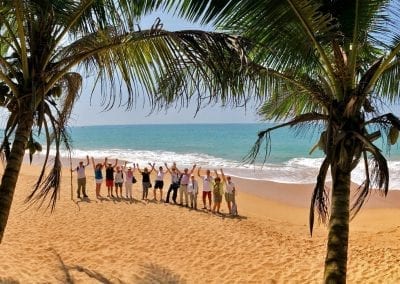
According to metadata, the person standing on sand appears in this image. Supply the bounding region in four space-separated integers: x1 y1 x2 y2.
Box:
137 163 155 201
187 174 199 209
177 164 196 206
71 156 90 199
220 169 236 215
212 170 224 214
114 165 124 198
197 167 214 210
91 157 106 198
105 158 118 198
153 166 167 201
165 163 181 204
123 162 136 199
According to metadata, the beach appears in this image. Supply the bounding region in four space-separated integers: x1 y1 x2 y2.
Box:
0 163 399 283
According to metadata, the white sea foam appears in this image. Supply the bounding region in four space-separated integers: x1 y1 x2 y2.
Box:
38 148 400 190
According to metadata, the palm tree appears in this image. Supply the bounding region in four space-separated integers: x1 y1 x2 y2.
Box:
0 0 246 243
152 0 400 282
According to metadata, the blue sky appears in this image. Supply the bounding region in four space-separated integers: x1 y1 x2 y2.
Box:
69 11 260 126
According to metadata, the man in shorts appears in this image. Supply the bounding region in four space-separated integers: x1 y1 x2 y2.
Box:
197 167 214 210
114 166 124 198
154 166 166 201
105 158 118 198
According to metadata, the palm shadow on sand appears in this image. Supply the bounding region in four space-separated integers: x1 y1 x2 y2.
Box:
53 249 117 284
53 250 185 283
0 277 19 284
134 263 186 284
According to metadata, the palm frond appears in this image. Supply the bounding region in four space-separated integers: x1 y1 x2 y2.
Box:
309 157 330 235
375 56 400 102
25 100 73 211
350 144 389 219
244 112 328 164
218 1 337 78
350 151 371 219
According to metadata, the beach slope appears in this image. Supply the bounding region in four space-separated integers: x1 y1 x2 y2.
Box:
0 164 399 283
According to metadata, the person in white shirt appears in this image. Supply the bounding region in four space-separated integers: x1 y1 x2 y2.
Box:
221 169 237 215
71 156 90 199
187 174 199 209
177 164 196 206
122 162 136 199
165 163 181 204
197 167 215 210
154 166 167 201
114 166 124 198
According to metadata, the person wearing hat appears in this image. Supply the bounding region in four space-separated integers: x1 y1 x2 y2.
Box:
71 155 90 199
105 157 118 198
123 162 136 199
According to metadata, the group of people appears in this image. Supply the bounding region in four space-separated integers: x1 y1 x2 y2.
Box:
72 156 238 215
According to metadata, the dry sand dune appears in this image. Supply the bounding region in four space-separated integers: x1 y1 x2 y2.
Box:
0 164 399 283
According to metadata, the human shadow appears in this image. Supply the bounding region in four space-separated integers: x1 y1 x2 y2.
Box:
134 263 186 284
75 196 92 203
52 249 118 284
179 206 248 220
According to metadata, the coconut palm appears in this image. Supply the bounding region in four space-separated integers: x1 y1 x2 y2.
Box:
0 0 247 243
152 0 400 282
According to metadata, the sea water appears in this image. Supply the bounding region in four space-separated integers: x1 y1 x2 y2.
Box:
39 123 400 189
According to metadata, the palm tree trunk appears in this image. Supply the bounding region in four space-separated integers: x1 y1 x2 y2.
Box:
324 165 351 283
0 110 34 243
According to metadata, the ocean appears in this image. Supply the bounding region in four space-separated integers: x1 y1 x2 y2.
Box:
41 123 400 189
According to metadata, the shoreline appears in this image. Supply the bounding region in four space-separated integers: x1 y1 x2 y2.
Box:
26 154 400 209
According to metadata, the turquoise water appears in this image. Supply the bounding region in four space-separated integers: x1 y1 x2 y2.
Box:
36 123 400 188
66 123 319 163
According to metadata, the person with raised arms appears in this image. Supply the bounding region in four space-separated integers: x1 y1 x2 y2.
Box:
177 164 197 207
197 167 215 210
220 169 237 215
114 165 124 199
71 155 90 199
91 157 106 198
153 165 167 202
136 163 155 201
187 174 199 209
105 157 118 198
164 162 181 204
122 162 136 200
212 169 224 214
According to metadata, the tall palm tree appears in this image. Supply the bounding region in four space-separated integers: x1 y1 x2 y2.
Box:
0 0 246 243
153 0 400 282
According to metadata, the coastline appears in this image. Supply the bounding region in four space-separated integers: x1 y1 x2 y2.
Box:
0 162 399 282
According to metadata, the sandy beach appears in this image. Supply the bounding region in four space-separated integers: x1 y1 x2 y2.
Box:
0 163 399 283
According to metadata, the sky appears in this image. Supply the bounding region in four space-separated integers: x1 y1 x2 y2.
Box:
69 11 260 126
